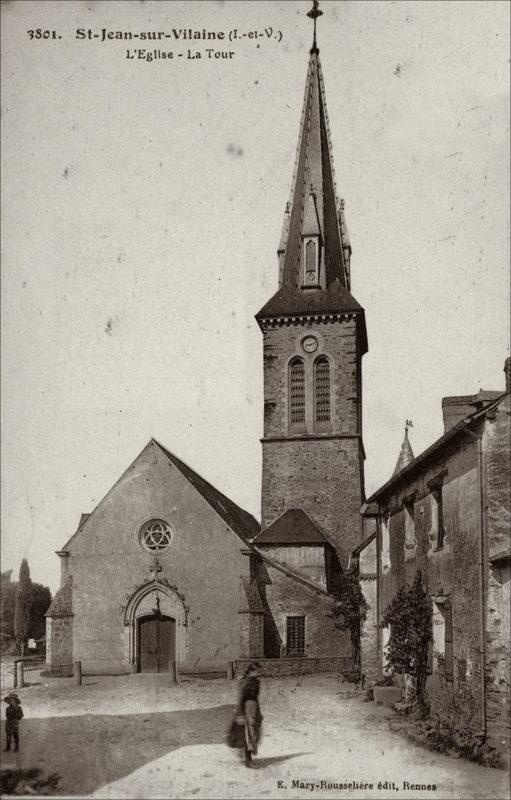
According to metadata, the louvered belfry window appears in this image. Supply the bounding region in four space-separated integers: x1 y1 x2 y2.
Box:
314 357 331 422
289 358 305 425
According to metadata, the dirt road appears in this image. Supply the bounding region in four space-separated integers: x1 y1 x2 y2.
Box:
0 670 508 799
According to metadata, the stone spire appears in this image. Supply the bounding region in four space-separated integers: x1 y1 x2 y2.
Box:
393 421 415 476
256 2 366 352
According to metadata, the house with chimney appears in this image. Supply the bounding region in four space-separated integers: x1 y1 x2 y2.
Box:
354 358 510 754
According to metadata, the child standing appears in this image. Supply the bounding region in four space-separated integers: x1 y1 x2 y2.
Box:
4 692 23 752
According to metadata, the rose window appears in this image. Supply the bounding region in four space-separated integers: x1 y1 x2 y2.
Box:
139 519 172 553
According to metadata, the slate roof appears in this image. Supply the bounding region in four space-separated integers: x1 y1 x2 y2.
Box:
392 428 415 477
45 576 73 618
366 392 508 505
153 440 260 545
62 439 260 551
256 48 367 354
251 508 329 545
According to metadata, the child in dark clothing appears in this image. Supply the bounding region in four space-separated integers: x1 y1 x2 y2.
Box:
4 693 23 752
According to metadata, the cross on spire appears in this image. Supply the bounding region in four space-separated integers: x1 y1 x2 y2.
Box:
307 0 323 54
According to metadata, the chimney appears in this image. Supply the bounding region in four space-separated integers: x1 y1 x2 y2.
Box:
505 357 511 393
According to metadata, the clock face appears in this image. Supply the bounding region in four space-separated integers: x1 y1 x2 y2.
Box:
302 336 318 353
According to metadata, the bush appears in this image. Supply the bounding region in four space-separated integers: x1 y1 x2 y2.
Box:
374 674 394 687
339 667 361 684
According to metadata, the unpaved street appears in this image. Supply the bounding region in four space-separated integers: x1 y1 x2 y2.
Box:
1 669 508 799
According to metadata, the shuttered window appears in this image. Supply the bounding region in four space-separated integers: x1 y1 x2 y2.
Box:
314 357 331 422
289 358 305 425
287 616 305 656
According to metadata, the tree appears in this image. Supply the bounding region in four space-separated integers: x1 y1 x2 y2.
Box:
14 559 33 656
381 570 432 704
30 584 53 640
0 583 16 646
330 569 368 668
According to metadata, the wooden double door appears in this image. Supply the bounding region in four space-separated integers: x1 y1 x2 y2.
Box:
138 613 176 673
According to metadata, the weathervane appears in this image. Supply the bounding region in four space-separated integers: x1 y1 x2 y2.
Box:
405 419 414 433
307 0 323 54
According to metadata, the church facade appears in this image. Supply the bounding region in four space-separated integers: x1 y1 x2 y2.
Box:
46 29 366 676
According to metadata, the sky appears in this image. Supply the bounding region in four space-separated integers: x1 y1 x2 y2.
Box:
1 0 509 594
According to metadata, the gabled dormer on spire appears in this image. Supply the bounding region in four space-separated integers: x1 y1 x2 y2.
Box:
257 27 366 354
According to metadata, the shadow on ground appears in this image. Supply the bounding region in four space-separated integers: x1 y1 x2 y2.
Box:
1 704 236 796
251 753 310 770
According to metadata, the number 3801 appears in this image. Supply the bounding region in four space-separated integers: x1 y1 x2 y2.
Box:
27 30 59 40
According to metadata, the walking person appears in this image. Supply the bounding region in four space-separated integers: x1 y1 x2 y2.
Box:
4 692 23 752
237 662 263 768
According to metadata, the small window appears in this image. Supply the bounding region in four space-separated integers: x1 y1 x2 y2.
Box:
286 616 305 656
432 487 444 550
314 357 331 423
289 358 305 426
138 518 172 553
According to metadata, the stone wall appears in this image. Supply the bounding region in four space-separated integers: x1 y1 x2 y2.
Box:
232 656 350 678
45 617 73 676
484 393 510 751
260 559 350 659
377 432 484 728
374 396 510 754
45 575 73 676
261 317 365 566
358 535 379 683
59 441 251 674
262 437 364 566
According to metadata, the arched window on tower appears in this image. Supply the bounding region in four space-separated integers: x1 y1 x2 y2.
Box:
314 356 331 424
289 357 306 427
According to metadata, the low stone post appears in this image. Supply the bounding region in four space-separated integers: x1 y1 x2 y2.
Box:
226 661 234 680
169 660 178 684
15 661 24 689
73 660 82 686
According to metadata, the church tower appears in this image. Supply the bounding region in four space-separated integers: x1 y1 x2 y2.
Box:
256 5 368 567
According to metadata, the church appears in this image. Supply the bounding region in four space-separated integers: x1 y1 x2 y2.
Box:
45 11 367 677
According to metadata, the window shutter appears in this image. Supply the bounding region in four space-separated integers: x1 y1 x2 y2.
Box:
444 597 453 678
289 359 305 425
314 357 331 422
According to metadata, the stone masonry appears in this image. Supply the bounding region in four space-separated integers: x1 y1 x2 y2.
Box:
261 317 365 565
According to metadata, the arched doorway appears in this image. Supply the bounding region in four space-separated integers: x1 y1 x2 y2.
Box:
122 579 188 673
138 612 175 673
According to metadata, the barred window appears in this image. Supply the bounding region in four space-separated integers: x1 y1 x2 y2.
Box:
314 356 331 422
289 357 305 425
287 616 305 656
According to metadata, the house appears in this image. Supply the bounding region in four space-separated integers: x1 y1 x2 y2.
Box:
358 359 510 753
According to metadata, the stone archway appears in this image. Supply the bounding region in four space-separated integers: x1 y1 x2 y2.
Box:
122 579 188 672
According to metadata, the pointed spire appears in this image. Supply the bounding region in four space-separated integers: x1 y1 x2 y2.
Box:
393 421 415 476
256 3 367 355
278 46 348 291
